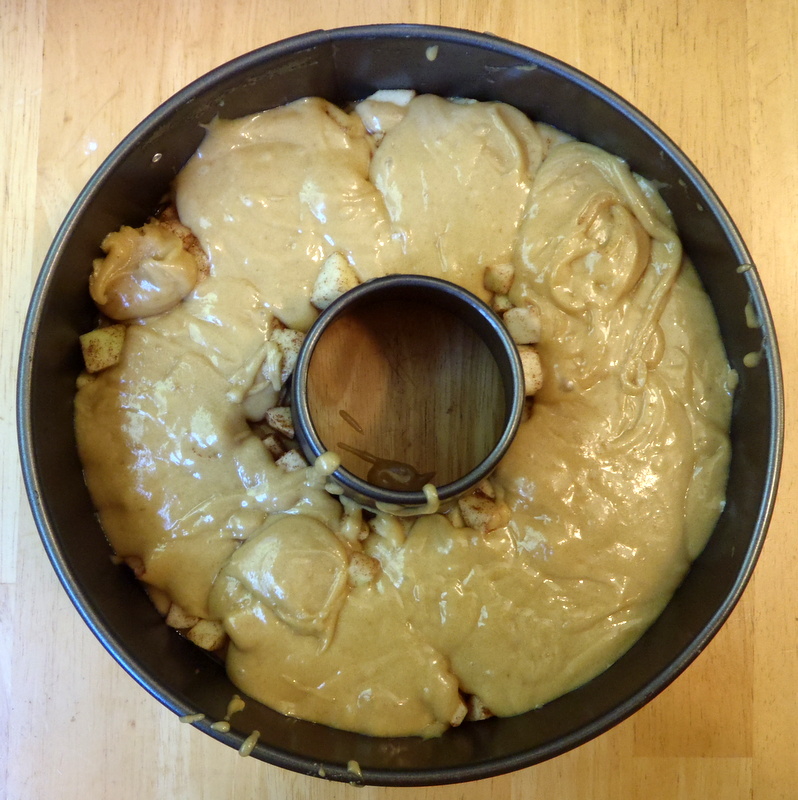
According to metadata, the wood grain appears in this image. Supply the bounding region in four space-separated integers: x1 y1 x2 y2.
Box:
3 1 797 798
308 297 505 487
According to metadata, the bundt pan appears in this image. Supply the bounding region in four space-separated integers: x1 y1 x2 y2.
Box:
17 24 783 786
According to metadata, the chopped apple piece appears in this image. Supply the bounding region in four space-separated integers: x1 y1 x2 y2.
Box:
458 493 510 533
504 305 541 345
491 294 513 313
518 345 544 396
79 324 126 373
275 449 308 473
311 252 360 310
185 619 226 651
466 694 494 721
483 263 515 295
265 406 294 439
270 327 305 384
166 603 200 630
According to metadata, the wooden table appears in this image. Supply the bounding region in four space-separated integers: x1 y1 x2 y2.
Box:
2 1 796 797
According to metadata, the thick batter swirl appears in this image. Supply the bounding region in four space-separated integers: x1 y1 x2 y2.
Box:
75 94 734 737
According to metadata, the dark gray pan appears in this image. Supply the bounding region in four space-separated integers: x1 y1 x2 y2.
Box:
18 24 783 786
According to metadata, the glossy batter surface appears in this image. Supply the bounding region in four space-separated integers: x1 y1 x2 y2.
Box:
75 94 734 737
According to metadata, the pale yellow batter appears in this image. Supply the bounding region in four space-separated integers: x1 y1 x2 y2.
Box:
75 93 734 737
